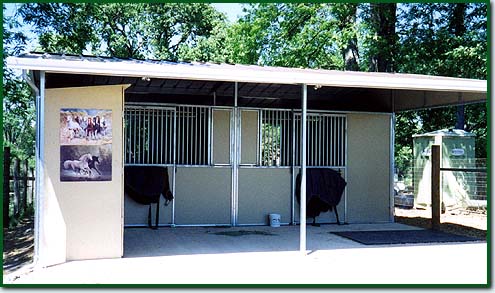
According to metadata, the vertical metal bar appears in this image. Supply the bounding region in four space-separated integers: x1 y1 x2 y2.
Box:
275 110 279 166
261 110 264 165
138 109 141 163
323 116 326 166
173 109 177 166
151 109 155 164
170 110 173 164
33 70 44 265
256 110 263 166
311 115 314 166
164 110 168 164
336 117 340 166
291 110 296 224
285 111 288 166
160 109 164 164
172 109 177 226
186 107 190 165
390 114 395 222
133 109 136 164
344 115 348 223
340 117 343 166
208 108 212 165
300 84 307 254
331 117 334 166
147 109 150 164
199 108 203 165
317 116 320 166
194 107 197 165
340 116 343 166
181 107 185 164
339 117 342 166
295 115 299 166
318 115 323 166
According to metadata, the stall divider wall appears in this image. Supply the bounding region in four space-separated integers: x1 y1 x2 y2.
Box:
43 85 126 263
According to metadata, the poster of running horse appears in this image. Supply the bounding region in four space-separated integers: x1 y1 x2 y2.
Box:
60 108 112 181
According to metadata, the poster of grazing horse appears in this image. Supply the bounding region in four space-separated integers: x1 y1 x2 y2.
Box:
60 108 112 182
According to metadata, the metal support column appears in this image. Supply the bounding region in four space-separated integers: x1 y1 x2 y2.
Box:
232 82 239 226
35 71 45 266
390 113 395 222
291 110 296 225
300 84 307 254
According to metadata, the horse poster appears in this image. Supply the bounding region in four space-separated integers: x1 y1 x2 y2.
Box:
60 108 112 181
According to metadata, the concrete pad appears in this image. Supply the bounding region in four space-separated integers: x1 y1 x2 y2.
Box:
4 223 487 285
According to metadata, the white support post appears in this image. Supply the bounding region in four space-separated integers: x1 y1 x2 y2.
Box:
232 82 239 226
36 71 45 266
300 84 307 254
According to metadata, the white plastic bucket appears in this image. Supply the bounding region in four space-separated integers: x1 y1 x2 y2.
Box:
269 213 281 227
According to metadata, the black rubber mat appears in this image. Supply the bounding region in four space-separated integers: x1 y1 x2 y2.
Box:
332 229 482 245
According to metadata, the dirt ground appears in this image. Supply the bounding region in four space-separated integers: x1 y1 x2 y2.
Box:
3 217 34 275
3 207 487 275
394 206 487 239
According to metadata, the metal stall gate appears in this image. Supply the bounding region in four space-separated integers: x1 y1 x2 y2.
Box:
124 104 347 227
236 108 347 225
124 104 232 227
124 105 176 226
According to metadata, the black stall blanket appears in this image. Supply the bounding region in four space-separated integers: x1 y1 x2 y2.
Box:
296 168 346 225
124 166 173 228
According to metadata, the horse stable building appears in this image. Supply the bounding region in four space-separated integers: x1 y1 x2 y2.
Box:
7 52 487 266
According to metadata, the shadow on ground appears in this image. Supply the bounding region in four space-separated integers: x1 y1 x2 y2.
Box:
3 217 34 274
395 216 487 239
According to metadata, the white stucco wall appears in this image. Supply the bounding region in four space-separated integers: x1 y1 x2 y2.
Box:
42 85 125 264
346 113 392 223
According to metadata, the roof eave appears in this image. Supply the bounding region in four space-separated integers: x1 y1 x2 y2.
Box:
6 56 487 93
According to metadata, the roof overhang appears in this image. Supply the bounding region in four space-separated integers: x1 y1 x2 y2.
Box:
7 53 487 112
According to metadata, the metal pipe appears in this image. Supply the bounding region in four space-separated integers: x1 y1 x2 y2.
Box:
151 109 155 163
208 108 212 165
344 116 348 223
199 108 203 165
31 70 43 267
256 110 263 166
172 109 177 227
300 84 307 254
390 114 395 222
291 110 296 224
147 109 150 164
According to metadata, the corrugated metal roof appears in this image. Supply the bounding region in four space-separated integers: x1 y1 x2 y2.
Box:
413 129 476 137
7 52 487 93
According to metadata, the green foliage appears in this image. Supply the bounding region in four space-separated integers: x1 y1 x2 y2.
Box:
19 3 224 60
3 5 36 161
224 3 348 69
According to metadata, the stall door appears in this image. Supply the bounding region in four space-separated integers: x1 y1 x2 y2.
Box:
123 106 175 227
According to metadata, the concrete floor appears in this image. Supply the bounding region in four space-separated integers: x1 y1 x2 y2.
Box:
4 223 488 285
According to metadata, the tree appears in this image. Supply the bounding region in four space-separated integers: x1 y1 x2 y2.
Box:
332 3 360 71
396 3 487 159
224 3 365 70
3 5 36 160
364 3 397 72
19 3 224 60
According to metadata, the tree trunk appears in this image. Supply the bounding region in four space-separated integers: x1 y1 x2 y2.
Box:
369 3 397 72
336 4 360 71
450 3 467 129
3 147 11 228
13 158 20 217
22 159 28 214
